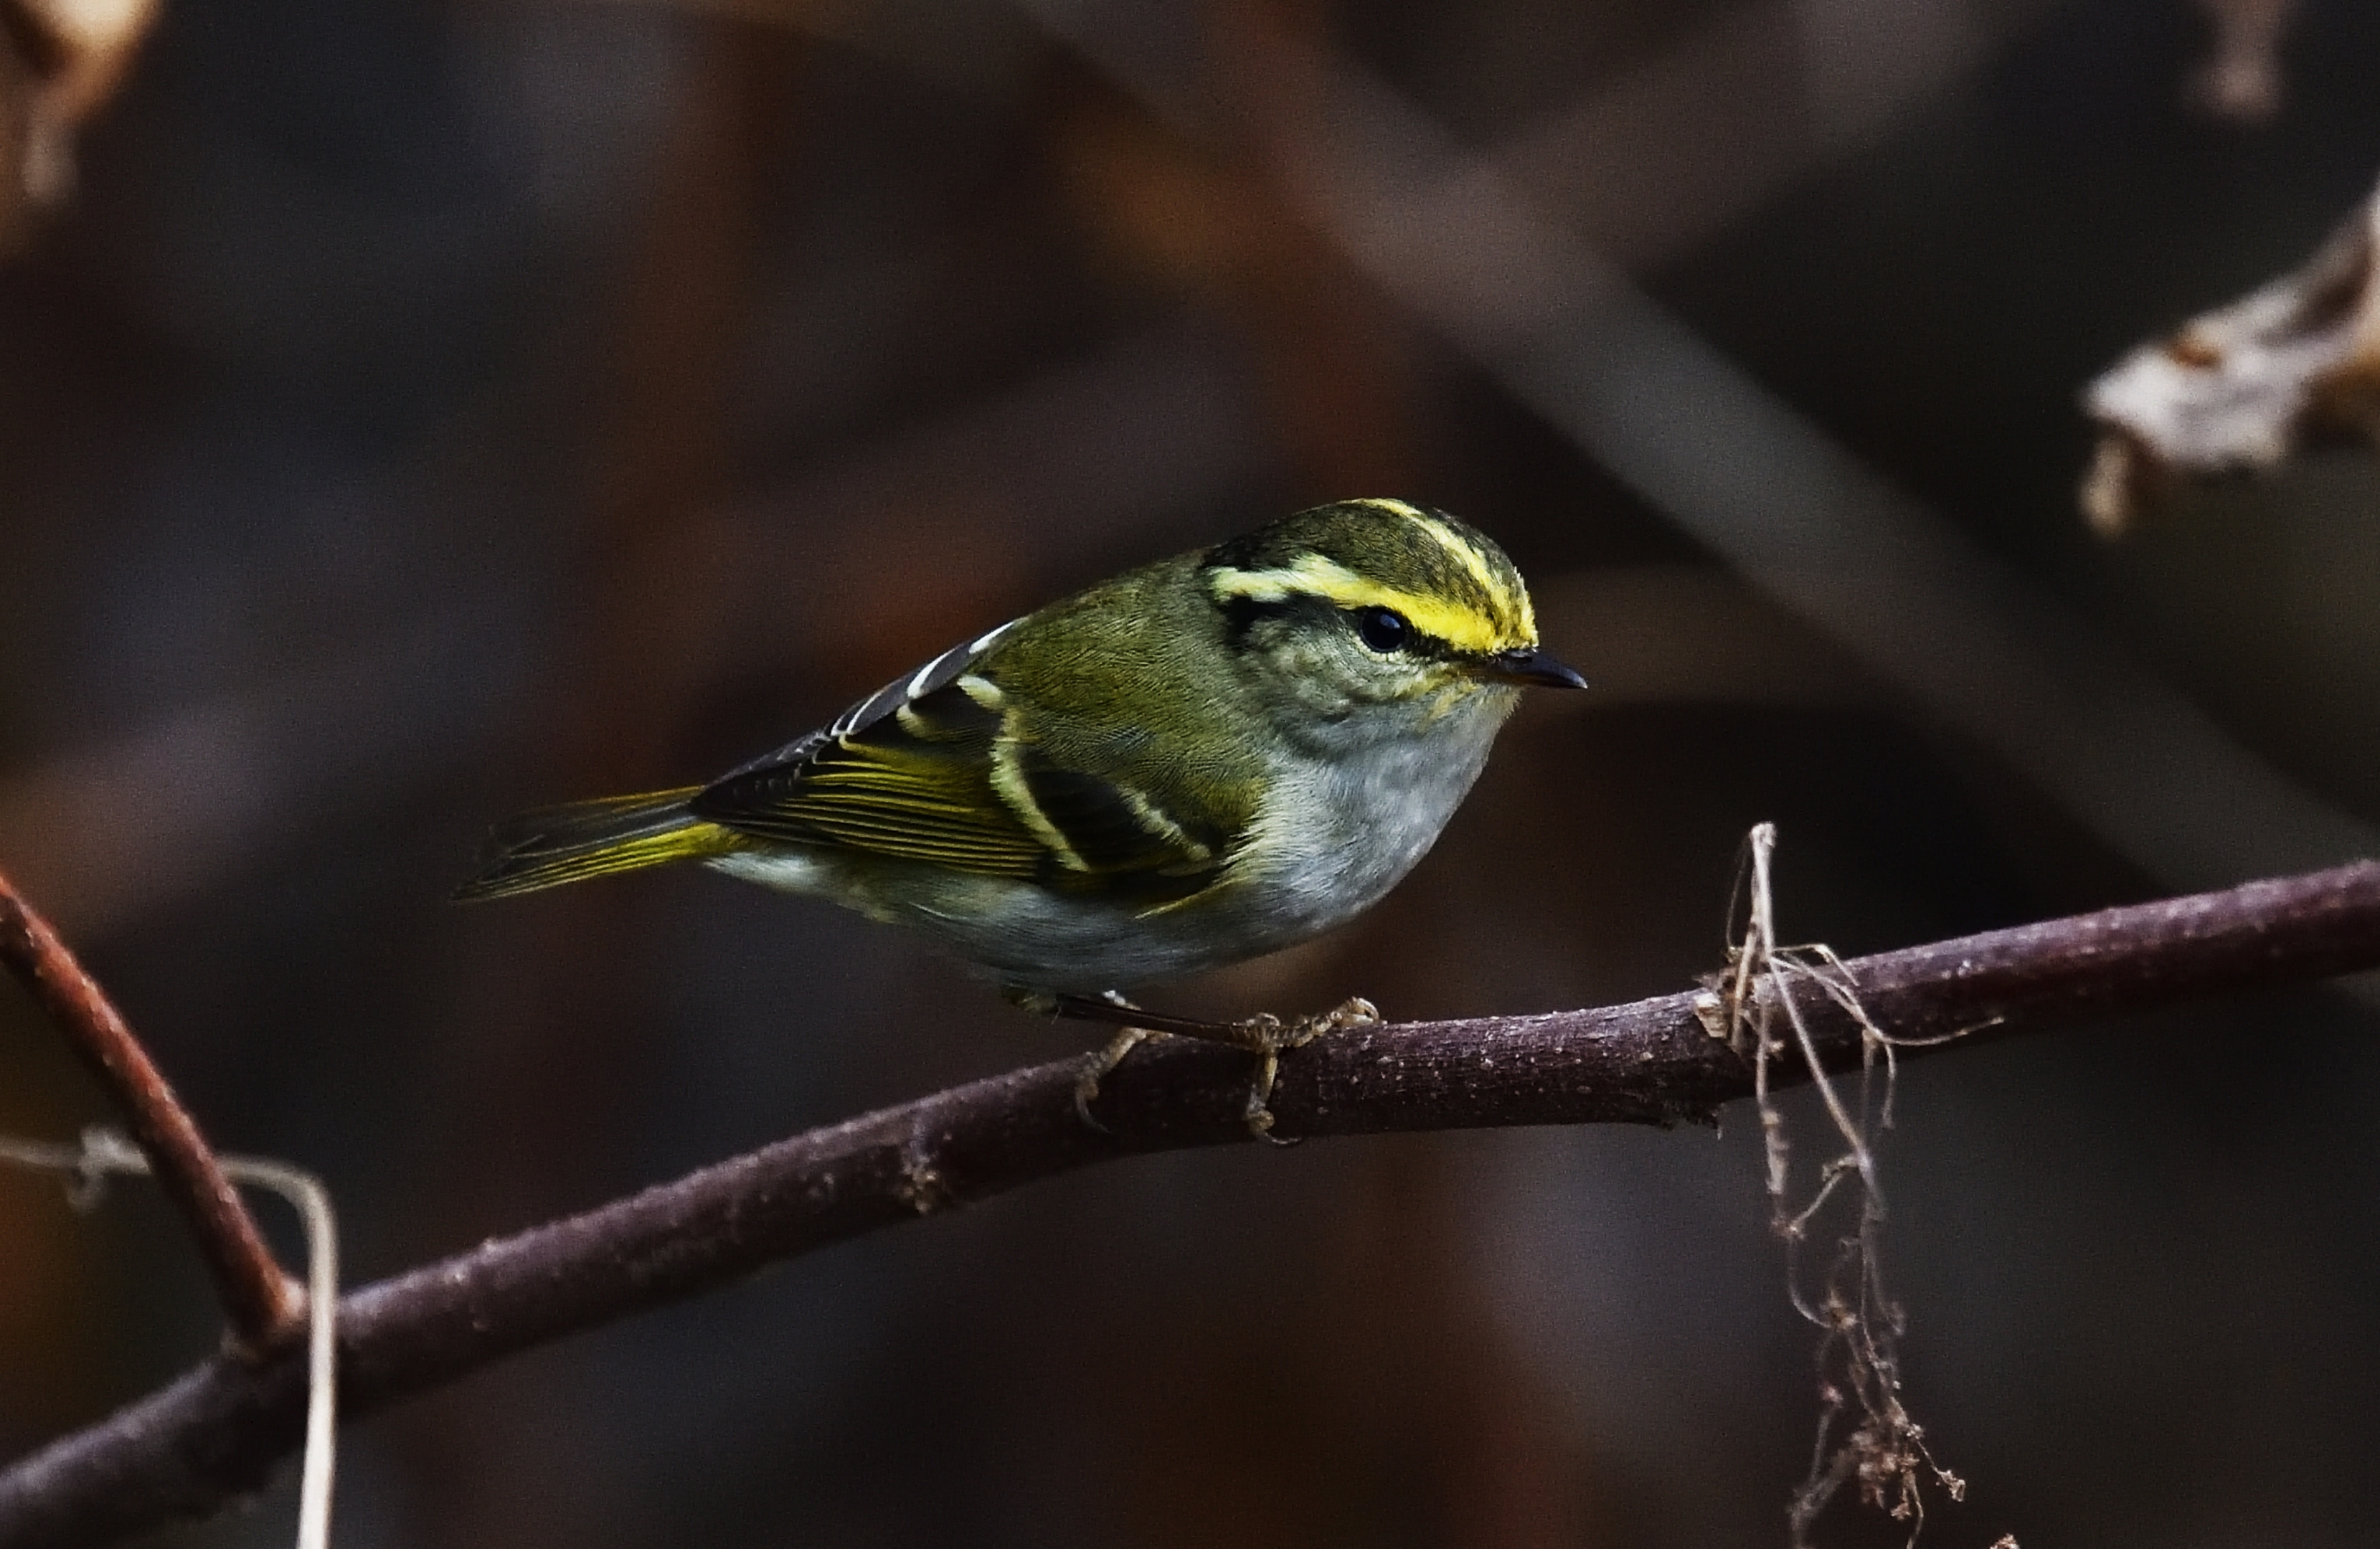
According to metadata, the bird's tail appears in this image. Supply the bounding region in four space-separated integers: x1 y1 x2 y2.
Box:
453 787 741 901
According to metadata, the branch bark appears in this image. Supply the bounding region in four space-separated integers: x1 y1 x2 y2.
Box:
4 859 2379 1548
0 869 302 1354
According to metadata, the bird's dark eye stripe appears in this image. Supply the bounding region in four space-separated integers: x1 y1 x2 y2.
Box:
1217 594 1299 644
1354 606 1410 653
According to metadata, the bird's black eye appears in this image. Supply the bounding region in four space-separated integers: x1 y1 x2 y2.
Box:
1354 606 1410 653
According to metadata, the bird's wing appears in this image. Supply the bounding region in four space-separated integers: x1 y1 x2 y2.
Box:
689 623 1227 900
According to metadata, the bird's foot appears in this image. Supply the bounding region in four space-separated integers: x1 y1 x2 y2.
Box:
1019 989 1168 1133
1036 990 1380 1142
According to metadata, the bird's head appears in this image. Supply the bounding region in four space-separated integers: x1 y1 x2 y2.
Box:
1202 498 1584 746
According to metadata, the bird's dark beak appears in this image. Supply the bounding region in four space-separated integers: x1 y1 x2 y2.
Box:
1478 646 1587 689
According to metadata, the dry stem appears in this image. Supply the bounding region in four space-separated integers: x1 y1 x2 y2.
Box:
1704 826 1978 1546
0 1131 339 1549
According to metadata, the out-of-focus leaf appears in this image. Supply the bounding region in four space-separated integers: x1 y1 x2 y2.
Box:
2082 176 2380 536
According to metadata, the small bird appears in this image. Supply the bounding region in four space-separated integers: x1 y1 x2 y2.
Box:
458 498 1584 1134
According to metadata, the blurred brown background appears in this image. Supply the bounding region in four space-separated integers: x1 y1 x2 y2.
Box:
4 0 2380 1545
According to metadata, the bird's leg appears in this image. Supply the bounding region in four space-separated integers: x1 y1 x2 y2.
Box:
1033 990 1195 1133
1038 990 1381 1142
1005 989 1170 1130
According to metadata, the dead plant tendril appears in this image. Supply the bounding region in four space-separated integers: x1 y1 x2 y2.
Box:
1693 824 2011 1549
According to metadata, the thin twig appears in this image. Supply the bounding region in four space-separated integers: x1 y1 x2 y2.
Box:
0 1131 340 1549
3 859 2380 1549
0 869 303 1352
225 1159 339 1549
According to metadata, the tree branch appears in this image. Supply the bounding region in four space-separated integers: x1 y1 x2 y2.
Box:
4 859 2379 1548
0 868 303 1355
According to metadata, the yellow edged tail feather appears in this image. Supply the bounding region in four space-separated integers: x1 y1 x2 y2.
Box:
453 787 742 901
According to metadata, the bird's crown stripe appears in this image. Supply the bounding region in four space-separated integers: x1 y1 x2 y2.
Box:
1394 506 1536 640
1207 553 1525 655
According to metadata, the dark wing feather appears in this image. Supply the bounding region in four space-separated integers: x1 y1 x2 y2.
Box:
1004 749 1225 881
689 622 1225 900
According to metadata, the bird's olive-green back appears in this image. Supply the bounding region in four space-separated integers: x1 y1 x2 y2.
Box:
689 546 1253 903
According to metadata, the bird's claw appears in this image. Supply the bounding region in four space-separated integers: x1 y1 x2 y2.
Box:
1233 997 1380 1143
1073 1025 1160 1133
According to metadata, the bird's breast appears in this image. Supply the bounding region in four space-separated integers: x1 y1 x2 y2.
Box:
1225 709 1505 942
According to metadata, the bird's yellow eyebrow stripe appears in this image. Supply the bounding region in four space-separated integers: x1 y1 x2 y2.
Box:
1206 552 1530 655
